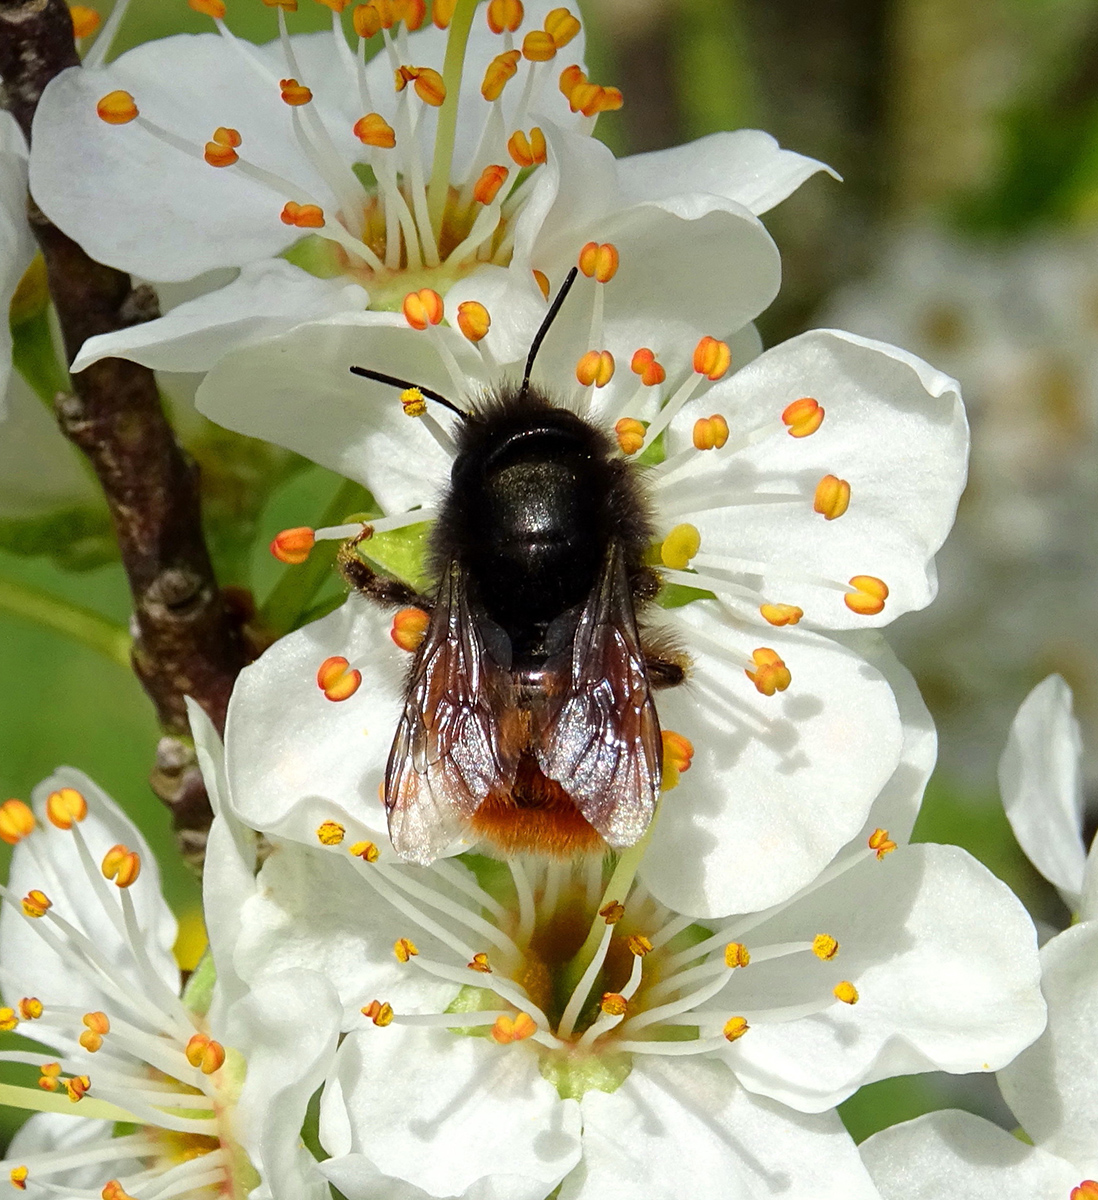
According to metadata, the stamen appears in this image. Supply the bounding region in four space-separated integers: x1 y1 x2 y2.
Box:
723 1016 750 1042
833 981 859 1004
279 76 313 106
660 523 701 571
693 335 732 381
70 5 101 38
403 287 445 329
660 730 694 790
781 397 824 437
631 347 666 386
348 841 380 862
532 269 550 299
22 890 51 918
101 844 141 888
545 6 581 47
487 0 523 34
270 526 315 564
813 933 839 959
316 656 362 701
0 1009 17 1032
473 163 510 203
394 937 419 962
468 951 491 973
389 1009 509 1028
354 112 397 147
362 999 394 1026
506 126 547 167
692 414 729 451
0 799 35 844
557 916 615 1039
313 506 439 541
46 787 87 829
391 607 430 652
401 387 428 416
575 349 614 388
869 827 897 859
482 49 521 100
509 858 537 946
844 575 889 615
577 241 619 283
316 820 346 846
184 1033 226 1074
490 1012 537 1044
814 474 851 520
456 300 491 342
95 90 138 124
395 64 447 106
1071 1183 1098 1200
744 648 791 696
760 603 803 626
280 201 325 227
615 417 646 456
82 0 133 70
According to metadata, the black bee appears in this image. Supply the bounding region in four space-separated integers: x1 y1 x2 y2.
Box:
343 268 686 865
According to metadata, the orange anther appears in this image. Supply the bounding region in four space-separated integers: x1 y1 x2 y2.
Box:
629 347 665 387
577 241 619 282
316 0 350 10
38 1062 61 1090
693 336 731 381
490 1012 537 1044
482 49 521 100
473 163 509 204
576 349 614 388
600 992 627 1016
692 414 729 451
571 82 622 117
760 603 803 627
362 999 393 1025
391 607 430 652
22 890 51 918
1071 1183 1098 1200
79 1029 103 1052
745 648 791 696
844 575 888 616
9 1167 28 1191
468 951 492 973
354 113 396 147
781 396 824 437
544 6 580 47
189 0 227 15
101 844 141 888
0 1009 17 1032
724 942 750 968
96 90 138 125
262 0 297 8
46 787 87 829
812 934 839 960
19 998 43 1020
614 417 646 456
599 900 625 924
185 1033 226 1074
317 656 362 701
212 126 242 148
868 827 897 859
486 0 522 33
402 0 426 28
558 64 585 102
70 5 101 37
79 1010 110 1053
507 127 546 168
316 820 345 846
660 523 701 570
522 29 557 61
661 729 694 790
280 201 325 228
65 1075 91 1102
349 840 380 862
279 77 313 106
723 1016 749 1042
432 0 455 26
814 474 850 519
352 3 382 36
457 301 491 343
270 526 315 564
402 288 444 330
103 1180 140 1200
369 0 399 25
394 65 446 106
204 141 238 168
532 269 550 299
394 937 419 962
833 981 859 1005
0 799 35 844
627 934 652 956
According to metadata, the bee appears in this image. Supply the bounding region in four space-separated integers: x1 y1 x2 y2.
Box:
342 268 687 865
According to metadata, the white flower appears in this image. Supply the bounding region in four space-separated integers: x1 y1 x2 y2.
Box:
1 110 35 416
209 641 1043 1200
0 717 341 1200
28 0 825 380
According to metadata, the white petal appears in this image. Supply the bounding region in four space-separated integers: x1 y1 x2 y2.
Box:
615 130 836 216
861 1110 1082 1200
1 111 34 413
5 1112 134 1192
568 1059 878 1200
718 844 1045 1112
71 260 368 374
998 674 1086 906
639 602 903 917
663 328 968 630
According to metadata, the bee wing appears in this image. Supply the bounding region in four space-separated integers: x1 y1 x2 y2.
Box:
536 541 662 848
386 561 517 864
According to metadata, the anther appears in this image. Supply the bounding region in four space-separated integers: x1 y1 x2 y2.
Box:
79 1010 110 1052
559 64 585 102
403 288 444 330
9 1166 28 1191
474 164 510 204
724 942 750 968
812 934 839 961
1071 1183 1098 1200
38 1062 61 1091
630 347 666 386
628 934 653 956
532 269 550 299
101 844 141 888
280 201 325 228
868 828 897 859
18 998 42 1020
615 417 647 456
96 90 138 125
599 901 625 924
203 126 241 167
400 387 428 417
486 0 523 34
468 952 492 973
661 730 694 790
522 29 557 61
507 127 547 167
833 981 859 1005
270 526 315 564
600 992 628 1016
394 66 446 107
482 50 521 101
316 656 362 701
457 301 491 343
660 523 701 570
279 77 313 106
0 799 35 845
354 113 396 147
545 7 581 47
578 241 619 282
262 0 298 8
70 5 101 37
692 414 729 451
185 1033 226 1074
316 820 346 846
576 350 614 388
844 575 888 616
693 336 732 381
490 1012 537 1044
46 787 87 829
65 1074 91 1102
353 4 382 36
22 890 52 918
723 1016 749 1042
433 0 456 27
814 474 850 520
394 937 419 962
402 0 426 28
0 1009 17 1032
782 397 824 437
349 840 380 862
189 0 227 16
760 603 803 627
362 999 394 1026
103 1181 139 1200
569 78 624 116
745 648 791 696
391 607 430 652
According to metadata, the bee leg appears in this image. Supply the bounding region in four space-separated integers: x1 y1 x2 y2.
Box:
645 651 688 690
337 533 432 610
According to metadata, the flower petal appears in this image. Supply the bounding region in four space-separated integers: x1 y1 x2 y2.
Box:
1 111 34 413
5 1112 136 1192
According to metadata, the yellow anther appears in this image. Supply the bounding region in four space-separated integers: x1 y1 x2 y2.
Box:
845 575 889 616
280 201 325 228
1071 1183 1098 1200
507 127 547 168
577 241 620 282
600 992 627 1016
614 417 647 456
46 787 87 830
468 951 492 973
79 1030 103 1052
781 396 824 437
568 79 624 117
189 0 227 16
490 1012 537 1044
402 287 444 330
185 1033 226 1074
203 125 241 167
9 1166 28 1191
70 5 101 37
18 998 43 1020
693 336 731 381
558 63 585 102
101 844 141 888
629 347 665 387
83 1011 110 1033
353 3 382 36
0 799 35 845
22 890 51 918
65 1074 91 1102
391 607 430 652
473 163 510 204
482 49 521 101
692 414 729 451
96 90 138 125
544 6 580 46
38 1062 61 1091
394 65 446 106
316 0 349 9
393 937 419 962
660 523 701 571
627 934 653 957
316 655 362 701
760 603 803 627
724 942 750 968
812 934 839 961
576 349 615 388
370 0 401 26
522 29 557 61
457 301 491 343
833 981 859 1005
599 900 625 924
723 1016 749 1042
400 387 428 417
532 269 550 299
102 1180 140 1200
354 112 396 147
432 0 456 27
486 0 523 33
362 999 394 1026
349 840 380 862
745 648 791 697
316 820 346 846
402 0 426 28
0 1009 17 1032
279 77 313 106
270 526 315 565
868 827 897 859
661 729 694 791
814 474 850 520
263 0 297 8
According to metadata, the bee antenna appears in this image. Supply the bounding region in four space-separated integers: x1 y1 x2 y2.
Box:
521 266 580 399
349 366 469 420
